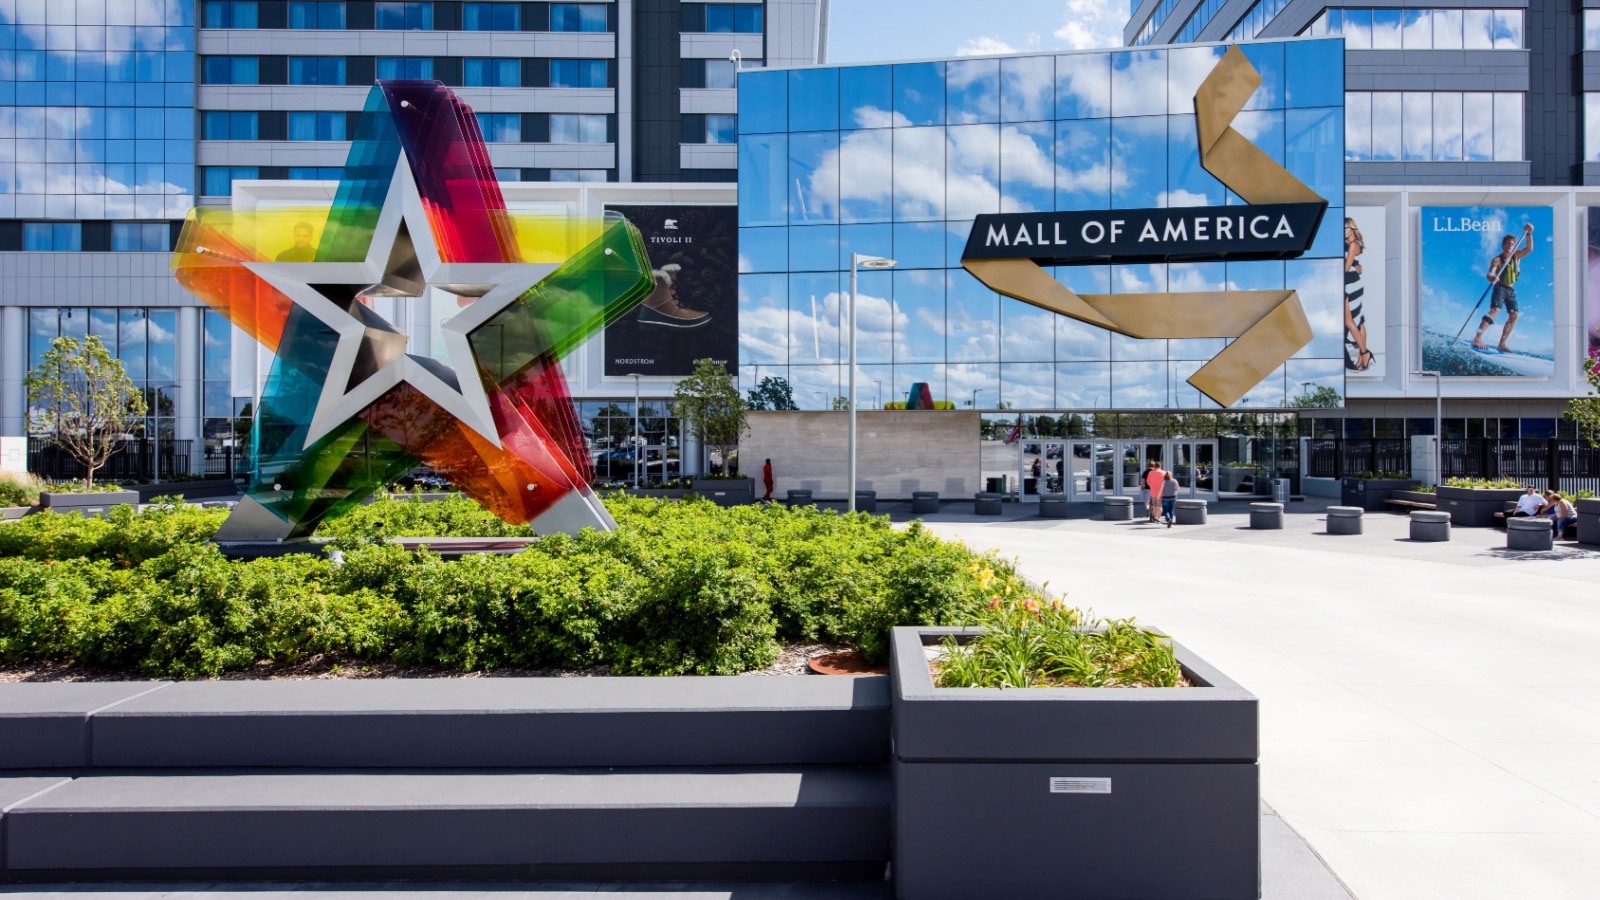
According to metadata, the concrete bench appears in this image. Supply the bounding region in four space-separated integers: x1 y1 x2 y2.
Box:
785 489 814 508
1382 498 1436 511
1506 516 1553 551
1174 498 1207 525
1038 494 1069 518
1103 496 1134 521
973 492 1003 516
1249 502 1284 530
1326 506 1363 535
854 490 876 513
911 491 939 514
1410 510 1451 542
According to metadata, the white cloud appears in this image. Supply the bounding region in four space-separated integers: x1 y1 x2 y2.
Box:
1054 0 1127 50
957 37 1021 56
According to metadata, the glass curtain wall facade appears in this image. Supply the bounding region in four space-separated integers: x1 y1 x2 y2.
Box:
0 0 196 219
736 40 1346 412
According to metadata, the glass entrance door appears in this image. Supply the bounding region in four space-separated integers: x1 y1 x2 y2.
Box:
1169 440 1218 500
1065 441 1111 501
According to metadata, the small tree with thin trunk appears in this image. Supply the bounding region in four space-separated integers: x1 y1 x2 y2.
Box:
673 358 748 477
1566 351 1600 447
24 335 147 487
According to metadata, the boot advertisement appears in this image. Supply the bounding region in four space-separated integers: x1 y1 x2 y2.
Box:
603 204 737 376
1419 206 1554 378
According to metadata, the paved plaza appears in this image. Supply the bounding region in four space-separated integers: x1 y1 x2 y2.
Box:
908 497 1600 900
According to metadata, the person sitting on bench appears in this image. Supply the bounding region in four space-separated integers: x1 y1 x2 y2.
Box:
1511 485 1546 518
1544 491 1577 537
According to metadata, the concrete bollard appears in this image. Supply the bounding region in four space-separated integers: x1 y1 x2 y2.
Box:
1038 494 1069 518
1249 502 1284 530
1506 516 1553 551
1103 496 1134 521
1409 510 1450 542
911 491 940 514
854 490 877 513
785 489 814 508
1326 506 1364 535
1174 498 1207 525
974 492 1003 516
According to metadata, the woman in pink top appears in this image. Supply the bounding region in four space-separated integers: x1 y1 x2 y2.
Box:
1145 465 1166 522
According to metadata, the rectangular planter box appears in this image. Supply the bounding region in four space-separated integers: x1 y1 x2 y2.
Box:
1578 498 1600 546
693 478 755 507
38 491 139 514
624 488 689 500
2 505 31 520
130 478 240 502
1340 478 1418 512
1218 466 1260 493
1390 489 1438 507
890 626 1258 900
1434 485 1525 528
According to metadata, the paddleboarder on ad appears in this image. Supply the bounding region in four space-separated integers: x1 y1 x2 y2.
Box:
1470 223 1534 354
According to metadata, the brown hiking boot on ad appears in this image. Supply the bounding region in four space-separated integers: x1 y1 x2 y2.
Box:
639 265 711 329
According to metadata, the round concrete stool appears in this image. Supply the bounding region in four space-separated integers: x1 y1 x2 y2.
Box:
911 491 940 514
974 492 1004 516
1174 498 1207 525
1039 494 1069 518
785 489 814 508
1506 516 1554 551
1249 502 1284 530
853 490 876 513
1326 506 1364 535
1409 510 1451 542
1103 496 1134 521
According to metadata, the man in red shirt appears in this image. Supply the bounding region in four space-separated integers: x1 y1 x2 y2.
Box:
1145 464 1166 523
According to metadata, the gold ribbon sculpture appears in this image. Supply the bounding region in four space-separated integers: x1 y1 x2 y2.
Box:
962 45 1323 407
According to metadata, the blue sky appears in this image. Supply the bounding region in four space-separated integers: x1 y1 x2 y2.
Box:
827 0 1129 64
1418 206 1555 358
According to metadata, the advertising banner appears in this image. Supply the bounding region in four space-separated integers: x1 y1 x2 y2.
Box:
1588 209 1600 369
1420 206 1554 378
1344 207 1385 377
603 205 737 376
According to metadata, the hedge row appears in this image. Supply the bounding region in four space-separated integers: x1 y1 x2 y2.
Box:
0 496 1036 678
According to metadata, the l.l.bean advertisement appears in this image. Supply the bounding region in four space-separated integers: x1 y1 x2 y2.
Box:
1420 206 1554 378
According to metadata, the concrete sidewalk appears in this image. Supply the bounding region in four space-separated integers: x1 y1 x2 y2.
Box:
909 499 1600 899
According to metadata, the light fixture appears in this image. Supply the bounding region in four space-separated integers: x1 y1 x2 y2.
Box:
847 253 897 512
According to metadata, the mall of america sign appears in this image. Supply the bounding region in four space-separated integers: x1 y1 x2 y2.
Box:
962 45 1329 408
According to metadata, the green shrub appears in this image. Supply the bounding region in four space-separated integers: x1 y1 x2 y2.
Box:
935 602 1183 689
0 471 44 507
1444 477 1525 489
0 501 227 567
317 496 534 538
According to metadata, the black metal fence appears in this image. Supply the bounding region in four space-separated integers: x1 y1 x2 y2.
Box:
27 438 193 482
1308 437 1600 494
1306 439 1410 479
202 446 245 478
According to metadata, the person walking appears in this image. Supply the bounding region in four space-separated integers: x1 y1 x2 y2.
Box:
1145 464 1166 523
762 458 774 501
1161 470 1179 527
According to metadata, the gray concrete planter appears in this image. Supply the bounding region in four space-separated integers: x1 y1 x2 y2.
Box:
890 626 1258 900
129 478 240 502
1218 466 1261 493
38 491 139 514
1 505 31 520
626 488 690 500
1434 486 1524 528
1578 498 1600 546
1391 489 1438 507
1340 477 1418 512
692 478 755 507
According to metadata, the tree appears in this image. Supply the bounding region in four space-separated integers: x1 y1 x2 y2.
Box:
1565 352 1600 446
674 358 748 476
746 376 799 411
25 335 147 487
831 395 850 410
1285 385 1342 409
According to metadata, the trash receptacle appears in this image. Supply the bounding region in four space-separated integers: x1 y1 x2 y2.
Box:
1273 478 1290 505
985 476 1007 495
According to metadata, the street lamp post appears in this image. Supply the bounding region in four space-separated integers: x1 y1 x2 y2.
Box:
874 380 882 410
849 253 896 512
1413 371 1443 486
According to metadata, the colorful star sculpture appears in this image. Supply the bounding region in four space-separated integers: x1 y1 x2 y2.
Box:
172 81 655 540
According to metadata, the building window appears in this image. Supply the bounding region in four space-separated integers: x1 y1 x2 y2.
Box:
548 114 607 143
1585 94 1600 162
476 113 522 142
203 167 259 196
376 57 434 80
202 111 259 140
288 111 348 141
494 168 521 182
688 3 762 33
1346 91 1523 162
375 1 433 30
705 59 737 89
202 56 260 85
1586 11 1600 50
464 2 520 30
289 167 345 179
28 308 181 452
550 3 609 32
289 57 347 85
289 1 347 29
23 223 83 252
1223 0 1291 42
203 0 259 28
463 58 521 87
112 223 171 252
550 59 607 88
550 169 607 182
704 115 736 144
1305 8 1523 50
